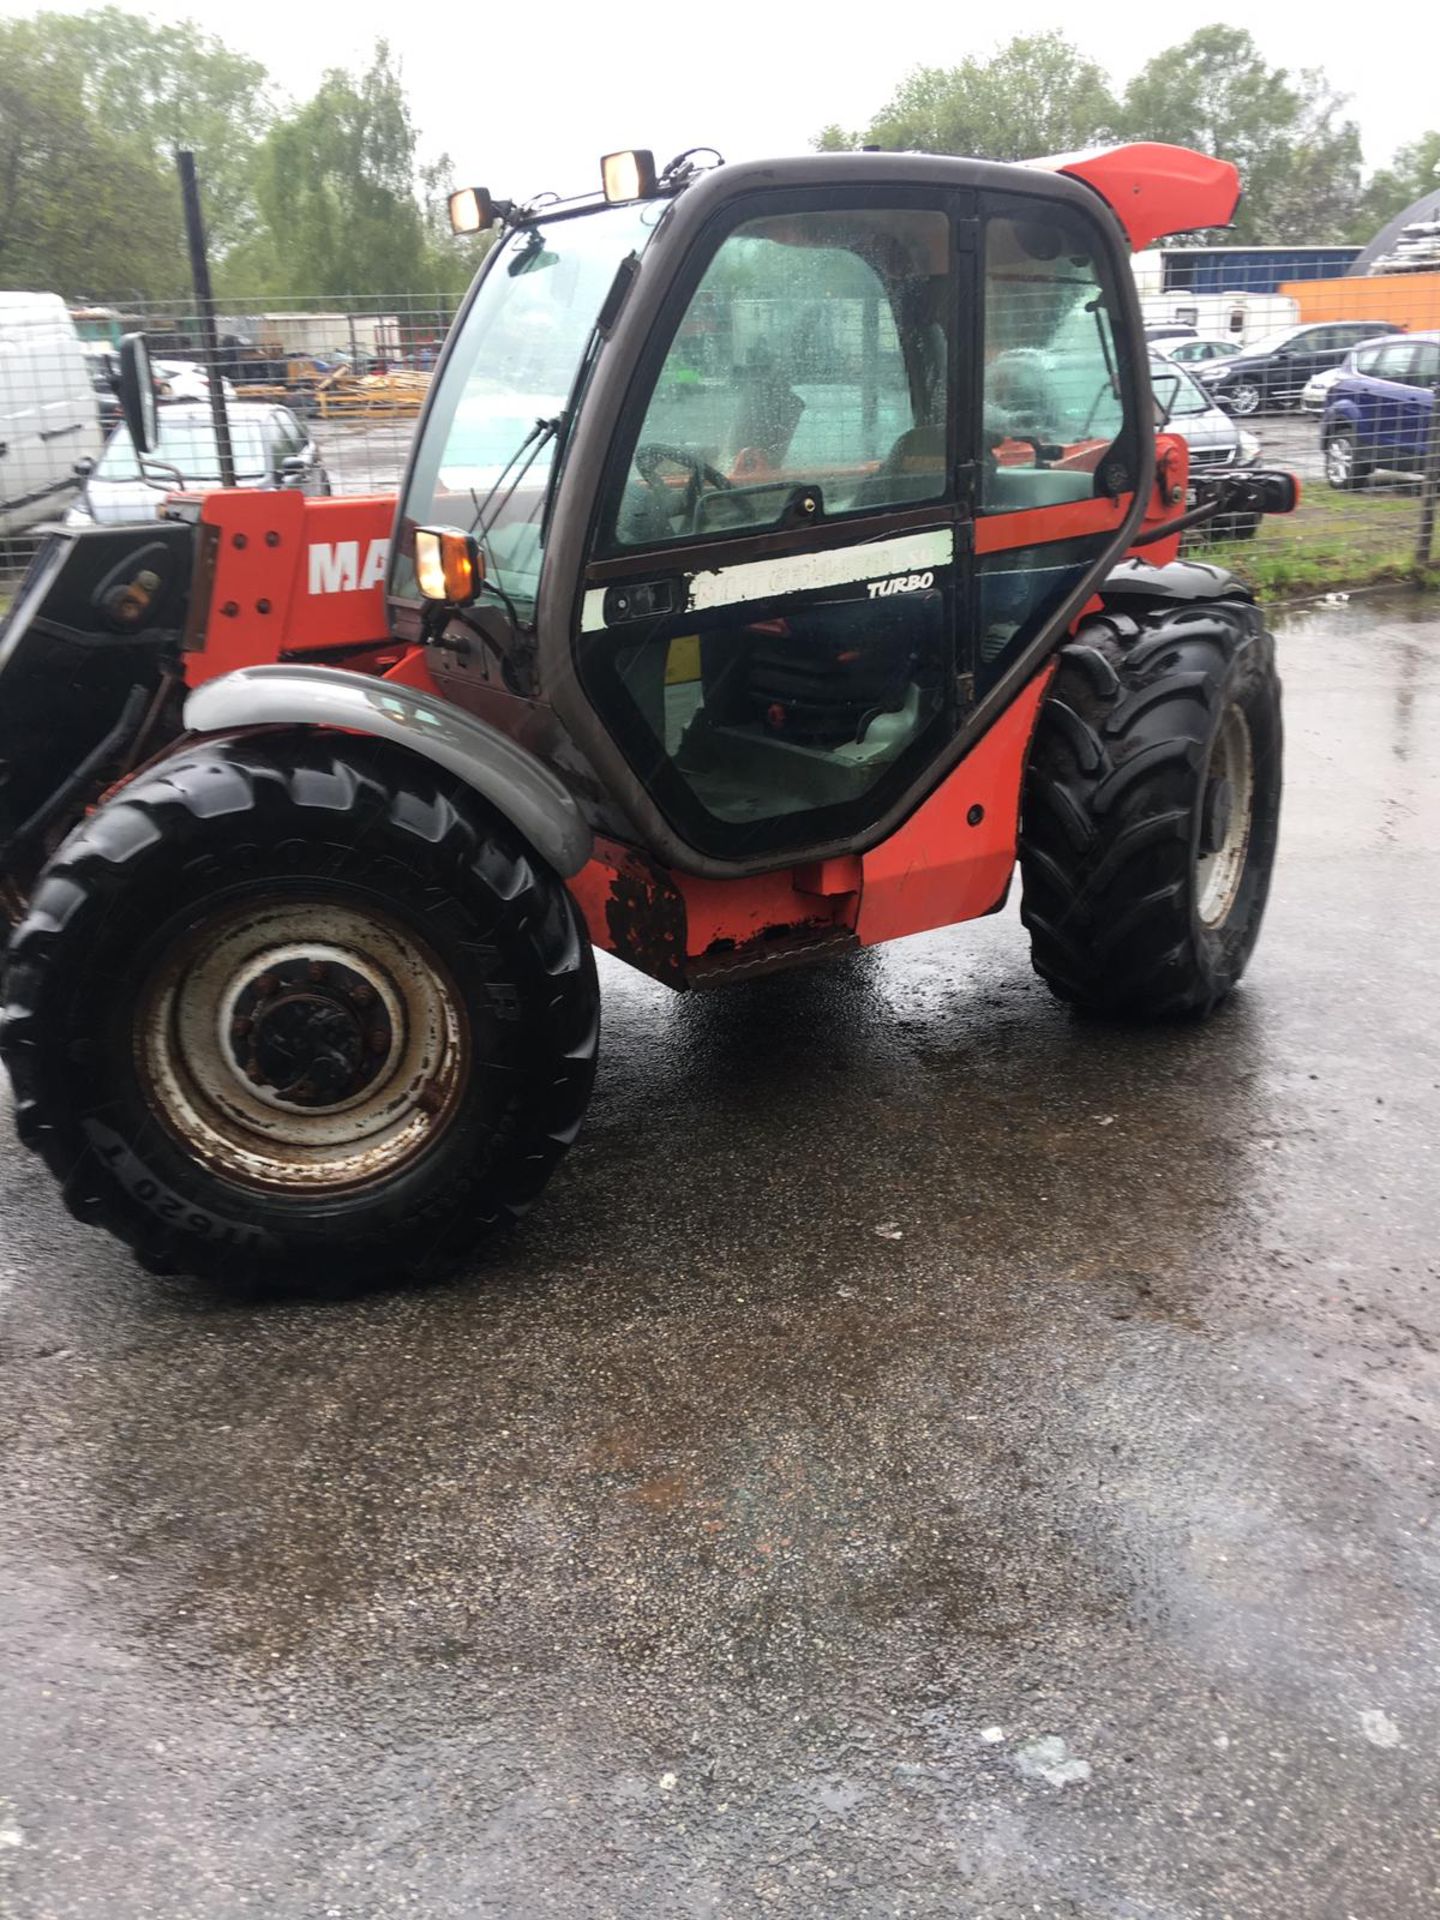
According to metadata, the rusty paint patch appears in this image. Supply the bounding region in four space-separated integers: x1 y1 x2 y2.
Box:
687 923 859 988
599 858 689 990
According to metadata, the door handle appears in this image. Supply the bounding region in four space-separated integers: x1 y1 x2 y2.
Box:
603 578 679 624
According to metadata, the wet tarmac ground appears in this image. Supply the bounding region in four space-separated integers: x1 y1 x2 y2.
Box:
2 589 1439 1918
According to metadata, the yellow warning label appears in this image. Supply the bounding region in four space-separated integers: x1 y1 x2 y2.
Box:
665 634 701 685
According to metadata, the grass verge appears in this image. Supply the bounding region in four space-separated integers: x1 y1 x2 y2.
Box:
1197 485 1440 597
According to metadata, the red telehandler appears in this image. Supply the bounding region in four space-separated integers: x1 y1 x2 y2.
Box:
0 142 1296 1285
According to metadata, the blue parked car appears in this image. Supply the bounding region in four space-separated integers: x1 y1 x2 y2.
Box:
1321 331 1439 489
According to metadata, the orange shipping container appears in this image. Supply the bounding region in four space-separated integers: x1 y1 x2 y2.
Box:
1279 271 1440 331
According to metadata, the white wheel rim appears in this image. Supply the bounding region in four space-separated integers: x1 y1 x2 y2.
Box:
1231 385 1259 415
1327 435 1352 484
1195 704 1255 929
136 899 468 1193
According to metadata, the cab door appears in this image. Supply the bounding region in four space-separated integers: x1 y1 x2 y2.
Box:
574 192 971 867
972 191 1148 703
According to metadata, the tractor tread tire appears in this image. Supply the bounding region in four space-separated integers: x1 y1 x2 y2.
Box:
1019 598 1282 1020
1 732 599 1290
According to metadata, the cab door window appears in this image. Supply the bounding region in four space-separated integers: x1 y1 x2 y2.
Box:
975 198 1140 695
981 210 1127 514
607 208 951 549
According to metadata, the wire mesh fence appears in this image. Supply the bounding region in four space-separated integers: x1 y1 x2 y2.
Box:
2 256 1438 591
1137 244 1440 588
0 293 459 578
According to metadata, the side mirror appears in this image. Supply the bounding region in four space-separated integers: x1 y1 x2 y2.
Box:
413 525 484 607
279 454 309 484
1252 469 1300 514
117 333 158 455
1152 371 1182 427
72 455 96 481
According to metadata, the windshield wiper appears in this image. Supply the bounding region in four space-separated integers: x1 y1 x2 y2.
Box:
467 414 561 543
458 415 563 636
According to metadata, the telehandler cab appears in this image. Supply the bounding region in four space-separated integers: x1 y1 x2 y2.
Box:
0 142 1296 1284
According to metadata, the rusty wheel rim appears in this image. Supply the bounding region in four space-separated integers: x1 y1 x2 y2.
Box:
1195 702 1255 930
135 899 469 1193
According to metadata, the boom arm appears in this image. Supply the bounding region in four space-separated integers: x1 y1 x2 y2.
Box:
1025 143 1241 251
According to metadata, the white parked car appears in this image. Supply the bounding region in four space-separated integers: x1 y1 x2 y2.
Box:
154 359 238 406
83 343 236 427
1149 351 1264 538
66 401 329 527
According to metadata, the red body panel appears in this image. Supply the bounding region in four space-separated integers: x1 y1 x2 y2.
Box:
571 663 1055 986
854 670 1052 946
1027 143 1242 252
185 491 396 687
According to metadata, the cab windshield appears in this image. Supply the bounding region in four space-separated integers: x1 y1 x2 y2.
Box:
394 202 661 613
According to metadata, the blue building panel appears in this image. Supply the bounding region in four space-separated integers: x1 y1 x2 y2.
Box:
1163 247 1362 293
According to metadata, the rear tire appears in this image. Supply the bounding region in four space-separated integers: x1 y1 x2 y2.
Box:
1019 597 1282 1019
1 734 599 1288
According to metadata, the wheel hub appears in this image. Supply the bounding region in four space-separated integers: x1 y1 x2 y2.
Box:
229 957 394 1108
1200 776 1233 858
136 903 468 1194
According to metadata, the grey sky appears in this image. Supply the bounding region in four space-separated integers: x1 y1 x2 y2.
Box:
9 0 1433 205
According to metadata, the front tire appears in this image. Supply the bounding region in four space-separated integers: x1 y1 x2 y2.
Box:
1227 381 1262 417
1 734 599 1287
1324 426 1369 491
1019 597 1282 1019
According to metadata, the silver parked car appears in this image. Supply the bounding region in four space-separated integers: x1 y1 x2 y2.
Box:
1150 350 1263 538
66 401 329 527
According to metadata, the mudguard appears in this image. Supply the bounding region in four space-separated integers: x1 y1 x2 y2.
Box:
183 663 593 879
1099 556 1255 605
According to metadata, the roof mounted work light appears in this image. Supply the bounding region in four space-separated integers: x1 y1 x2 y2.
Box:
601 150 658 203
448 187 497 235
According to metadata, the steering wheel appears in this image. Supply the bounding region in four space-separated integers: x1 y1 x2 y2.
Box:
634 442 732 524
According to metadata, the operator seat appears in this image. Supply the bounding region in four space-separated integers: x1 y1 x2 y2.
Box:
851 423 947 512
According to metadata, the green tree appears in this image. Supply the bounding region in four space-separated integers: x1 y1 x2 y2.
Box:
247 44 432 297
1358 130 1440 236
817 33 1120 162
1119 28 1362 241
36 6 272 257
417 153 498 299
0 16 185 297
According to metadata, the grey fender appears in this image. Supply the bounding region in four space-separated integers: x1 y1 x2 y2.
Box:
183 663 593 878
1100 556 1254 605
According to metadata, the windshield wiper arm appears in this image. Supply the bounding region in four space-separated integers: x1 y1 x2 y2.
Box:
466 415 561 540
